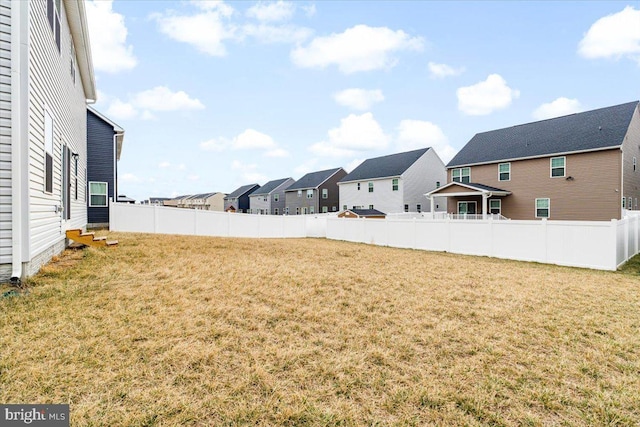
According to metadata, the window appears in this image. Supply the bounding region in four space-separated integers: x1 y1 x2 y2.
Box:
392 179 398 191
404 204 409 212
47 0 61 52
322 206 328 213
550 157 565 177
622 197 626 209
436 181 440 188
89 182 108 207
274 208 279 215
629 197 633 210
634 157 637 172
535 198 550 218
322 188 328 199
285 207 289 215
332 206 337 212
489 199 501 215
452 167 470 183
62 145 71 219
297 190 302 197
295 207 300 215
307 189 313 199
343 205 347 211
416 204 422 213
369 205 374 209
273 193 279 202
44 109 54 194
458 201 477 214
357 183 360 191
498 163 510 181
310 206 314 214
303 207 308 214
74 155 78 200
70 40 76 84
368 182 374 193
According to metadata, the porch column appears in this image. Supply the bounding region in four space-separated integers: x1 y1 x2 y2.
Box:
430 195 434 219
482 192 488 220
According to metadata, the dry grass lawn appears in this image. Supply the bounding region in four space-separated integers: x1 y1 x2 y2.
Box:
1 232 640 426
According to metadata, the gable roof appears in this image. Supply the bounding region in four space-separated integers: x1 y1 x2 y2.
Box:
225 184 260 199
87 106 125 160
286 168 345 191
427 181 511 197
339 148 431 183
249 178 293 196
448 101 639 168
346 208 386 217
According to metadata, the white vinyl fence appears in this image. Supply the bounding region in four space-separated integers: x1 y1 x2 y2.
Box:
110 203 640 271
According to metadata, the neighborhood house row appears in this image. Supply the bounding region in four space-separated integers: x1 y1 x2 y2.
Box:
2 0 639 282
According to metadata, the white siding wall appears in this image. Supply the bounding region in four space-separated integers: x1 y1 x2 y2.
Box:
402 148 447 212
339 178 404 213
28 0 88 261
249 195 270 214
0 0 10 279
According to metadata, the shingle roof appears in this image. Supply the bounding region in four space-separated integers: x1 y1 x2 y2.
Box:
339 148 431 183
249 178 293 196
286 168 345 191
225 184 260 199
349 208 386 216
447 101 639 168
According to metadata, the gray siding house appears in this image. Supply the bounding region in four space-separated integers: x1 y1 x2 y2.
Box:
338 148 446 214
249 177 295 215
285 168 347 214
87 106 124 228
224 184 260 213
2 0 96 281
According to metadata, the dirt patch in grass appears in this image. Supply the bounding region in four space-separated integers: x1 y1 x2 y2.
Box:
2 233 640 426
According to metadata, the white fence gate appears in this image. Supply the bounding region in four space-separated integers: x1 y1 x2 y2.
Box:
110 203 640 271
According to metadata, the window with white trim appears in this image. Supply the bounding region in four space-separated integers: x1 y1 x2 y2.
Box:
369 205 374 209
629 197 633 210
343 205 347 211
622 197 626 209
310 206 314 214
452 167 470 183
332 206 337 212
307 189 313 199
89 182 108 207
535 198 550 218
357 183 360 190
498 163 510 181
44 109 54 194
392 178 398 191
322 188 328 199
296 207 300 215
404 204 409 212
322 206 328 213
368 182 374 192
47 0 61 52
489 199 501 215
274 208 279 215
303 207 308 214
416 204 422 213
297 190 302 197
550 157 565 177
458 201 476 214
273 193 279 202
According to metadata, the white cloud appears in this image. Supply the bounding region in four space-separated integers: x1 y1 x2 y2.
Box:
428 61 464 78
106 99 137 121
265 148 290 157
396 120 457 163
153 6 236 56
120 173 142 183
457 74 520 115
291 25 424 73
578 6 640 64
532 97 584 120
187 174 200 181
199 137 229 152
242 24 312 44
293 159 318 175
159 161 171 168
132 86 205 112
310 113 390 157
232 129 277 149
302 4 316 17
106 86 204 121
345 158 364 173
190 0 234 15
333 89 384 111
85 0 137 73
247 1 295 22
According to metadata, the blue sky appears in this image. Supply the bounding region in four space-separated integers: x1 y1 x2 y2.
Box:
86 1 640 202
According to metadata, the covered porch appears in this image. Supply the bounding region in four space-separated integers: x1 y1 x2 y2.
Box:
426 182 511 220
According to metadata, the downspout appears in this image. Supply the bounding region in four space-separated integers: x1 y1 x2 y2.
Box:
10 0 28 283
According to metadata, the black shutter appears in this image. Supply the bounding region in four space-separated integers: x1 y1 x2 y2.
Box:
45 153 53 193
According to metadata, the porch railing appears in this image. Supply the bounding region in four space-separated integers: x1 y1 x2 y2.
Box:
432 212 509 220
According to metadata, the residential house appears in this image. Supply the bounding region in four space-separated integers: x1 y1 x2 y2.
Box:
117 195 135 204
86 106 124 228
224 184 260 213
338 148 446 214
249 177 295 215
146 197 170 206
337 208 386 219
284 168 347 214
181 192 226 211
2 0 96 281
427 101 640 221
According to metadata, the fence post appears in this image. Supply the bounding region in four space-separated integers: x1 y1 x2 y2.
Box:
624 218 629 263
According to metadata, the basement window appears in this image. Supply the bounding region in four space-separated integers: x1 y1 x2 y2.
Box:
89 182 108 207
